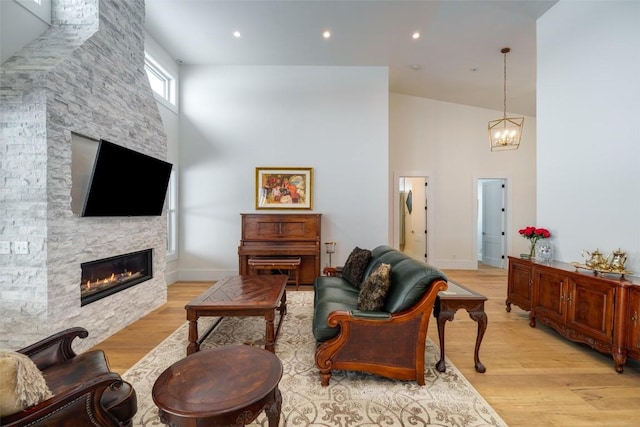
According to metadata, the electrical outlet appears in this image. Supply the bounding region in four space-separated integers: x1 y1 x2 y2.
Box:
0 241 10 255
14 241 29 254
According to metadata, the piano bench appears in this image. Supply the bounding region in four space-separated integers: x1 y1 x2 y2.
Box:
248 257 302 290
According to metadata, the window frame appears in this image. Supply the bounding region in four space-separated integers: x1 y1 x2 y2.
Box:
144 53 177 112
166 168 178 262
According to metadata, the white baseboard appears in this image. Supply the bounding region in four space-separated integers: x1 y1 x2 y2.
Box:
164 269 179 285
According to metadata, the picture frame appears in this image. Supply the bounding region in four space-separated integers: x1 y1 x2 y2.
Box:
256 167 313 210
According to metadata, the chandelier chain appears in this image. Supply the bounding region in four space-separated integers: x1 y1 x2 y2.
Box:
503 50 507 119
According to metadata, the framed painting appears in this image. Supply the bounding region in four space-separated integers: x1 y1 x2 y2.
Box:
256 167 313 210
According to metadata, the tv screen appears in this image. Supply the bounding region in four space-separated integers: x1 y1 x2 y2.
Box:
82 139 173 217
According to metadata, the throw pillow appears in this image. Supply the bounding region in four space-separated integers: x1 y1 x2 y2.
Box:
358 263 392 311
341 247 372 287
0 351 52 417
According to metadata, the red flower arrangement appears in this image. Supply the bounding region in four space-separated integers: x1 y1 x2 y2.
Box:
519 226 551 259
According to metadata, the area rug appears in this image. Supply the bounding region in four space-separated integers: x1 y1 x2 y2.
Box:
123 291 507 427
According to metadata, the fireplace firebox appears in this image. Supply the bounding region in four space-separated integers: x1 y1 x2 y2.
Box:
81 249 152 306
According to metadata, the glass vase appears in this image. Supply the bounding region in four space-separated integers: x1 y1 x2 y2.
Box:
529 242 536 259
535 240 553 264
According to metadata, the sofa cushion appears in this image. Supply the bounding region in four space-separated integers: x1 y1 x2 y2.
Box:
0 351 53 416
358 263 392 311
315 284 360 308
341 247 372 287
383 258 448 313
362 249 409 279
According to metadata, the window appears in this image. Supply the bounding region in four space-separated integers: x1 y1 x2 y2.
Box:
144 53 178 260
144 54 176 106
166 168 178 261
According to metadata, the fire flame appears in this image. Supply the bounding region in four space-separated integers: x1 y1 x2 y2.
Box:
81 269 142 294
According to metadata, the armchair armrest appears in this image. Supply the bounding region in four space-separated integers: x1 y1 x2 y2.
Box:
0 372 126 427
18 327 88 370
350 310 391 319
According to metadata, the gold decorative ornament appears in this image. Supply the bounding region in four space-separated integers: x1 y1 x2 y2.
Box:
572 248 632 278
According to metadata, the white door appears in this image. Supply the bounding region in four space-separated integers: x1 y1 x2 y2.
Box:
398 176 428 262
481 179 505 268
409 178 427 262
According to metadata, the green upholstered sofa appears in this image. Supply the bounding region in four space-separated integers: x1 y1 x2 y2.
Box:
313 245 448 386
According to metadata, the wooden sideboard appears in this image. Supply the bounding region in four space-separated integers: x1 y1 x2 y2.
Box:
507 256 640 373
238 213 321 286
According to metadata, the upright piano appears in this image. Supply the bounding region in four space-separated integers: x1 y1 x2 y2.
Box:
238 213 322 285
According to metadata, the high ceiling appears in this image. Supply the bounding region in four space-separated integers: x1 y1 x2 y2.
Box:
144 0 558 117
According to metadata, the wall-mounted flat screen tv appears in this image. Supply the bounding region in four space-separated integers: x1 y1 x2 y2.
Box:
81 139 173 217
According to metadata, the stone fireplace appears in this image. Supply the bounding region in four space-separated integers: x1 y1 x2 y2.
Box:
0 0 168 351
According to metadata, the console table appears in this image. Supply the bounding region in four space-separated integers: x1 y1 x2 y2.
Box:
507 256 640 373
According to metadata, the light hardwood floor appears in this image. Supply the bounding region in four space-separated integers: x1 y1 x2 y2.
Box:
93 265 640 426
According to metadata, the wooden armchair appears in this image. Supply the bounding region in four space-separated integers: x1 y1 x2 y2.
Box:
0 327 137 427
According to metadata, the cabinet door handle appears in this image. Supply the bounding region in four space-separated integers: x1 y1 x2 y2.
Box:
633 311 638 328
566 295 572 303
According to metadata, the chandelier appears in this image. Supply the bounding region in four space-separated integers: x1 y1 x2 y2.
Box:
488 47 524 151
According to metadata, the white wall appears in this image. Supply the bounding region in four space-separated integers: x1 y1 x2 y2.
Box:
537 1 640 274
390 94 537 269
178 66 389 280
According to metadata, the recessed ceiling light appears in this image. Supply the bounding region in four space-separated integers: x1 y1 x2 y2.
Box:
410 64 422 71
412 32 420 40
233 31 241 38
323 30 331 39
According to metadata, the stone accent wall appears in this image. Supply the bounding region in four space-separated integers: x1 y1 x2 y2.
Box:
0 0 168 351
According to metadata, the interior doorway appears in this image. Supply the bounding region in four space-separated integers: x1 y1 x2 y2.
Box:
477 178 507 268
398 176 428 262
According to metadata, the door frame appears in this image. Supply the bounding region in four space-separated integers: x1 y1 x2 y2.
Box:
392 171 433 263
474 175 512 269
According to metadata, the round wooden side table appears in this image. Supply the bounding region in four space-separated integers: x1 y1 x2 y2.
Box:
152 344 283 426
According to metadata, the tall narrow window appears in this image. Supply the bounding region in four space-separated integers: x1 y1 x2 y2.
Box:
144 54 176 106
166 169 178 261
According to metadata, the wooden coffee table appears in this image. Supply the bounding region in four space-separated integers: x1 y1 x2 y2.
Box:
152 345 283 427
434 280 488 373
185 275 288 355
